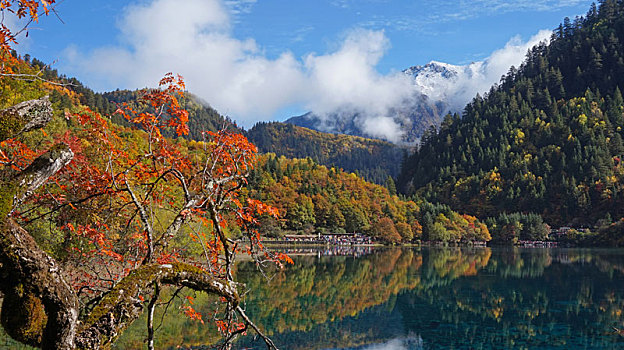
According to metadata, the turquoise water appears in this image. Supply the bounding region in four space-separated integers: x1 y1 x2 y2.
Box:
5 247 622 349
230 247 624 350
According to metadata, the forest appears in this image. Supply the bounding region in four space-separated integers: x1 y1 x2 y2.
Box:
246 154 490 243
399 0 624 237
246 122 406 184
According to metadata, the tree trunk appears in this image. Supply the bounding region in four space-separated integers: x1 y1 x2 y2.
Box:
0 98 257 349
0 97 79 350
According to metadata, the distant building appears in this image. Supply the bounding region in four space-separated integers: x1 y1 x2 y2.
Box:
550 226 572 237
321 233 373 245
283 234 320 242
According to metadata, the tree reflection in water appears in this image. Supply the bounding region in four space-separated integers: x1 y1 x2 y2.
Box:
107 247 624 349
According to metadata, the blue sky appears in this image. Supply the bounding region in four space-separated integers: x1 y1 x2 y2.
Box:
18 0 595 127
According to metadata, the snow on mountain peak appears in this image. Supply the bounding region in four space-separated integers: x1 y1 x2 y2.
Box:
403 59 487 109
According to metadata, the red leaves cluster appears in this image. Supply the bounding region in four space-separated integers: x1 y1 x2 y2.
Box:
1 67 287 334
64 223 123 262
116 72 189 138
0 138 36 170
181 296 204 324
0 1 55 72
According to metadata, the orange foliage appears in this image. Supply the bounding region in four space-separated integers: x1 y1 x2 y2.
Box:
4 73 285 331
0 1 55 73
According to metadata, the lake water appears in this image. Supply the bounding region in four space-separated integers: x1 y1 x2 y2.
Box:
3 247 623 349
112 247 624 349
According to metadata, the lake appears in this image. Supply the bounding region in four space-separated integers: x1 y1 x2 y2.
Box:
3 247 623 349
110 247 624 349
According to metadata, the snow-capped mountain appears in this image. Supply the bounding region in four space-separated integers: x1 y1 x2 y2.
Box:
287 59 503 144
287 61 468 143
403 60 485 109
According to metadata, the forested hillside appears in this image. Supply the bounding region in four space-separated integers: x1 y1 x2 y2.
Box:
399 0 624 227
22 57 241 139
246 154 491 243
247 122 407 184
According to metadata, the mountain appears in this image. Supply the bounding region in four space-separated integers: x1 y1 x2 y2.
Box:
246 122 407 184
398 0 624 228
287 29 551 145
286 61 487 143
286 66 453 144
403 60 484 109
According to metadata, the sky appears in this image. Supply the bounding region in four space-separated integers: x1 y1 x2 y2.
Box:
16 0 596 128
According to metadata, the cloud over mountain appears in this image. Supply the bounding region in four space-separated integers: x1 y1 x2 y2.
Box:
64 0 550 142
406 30 553 112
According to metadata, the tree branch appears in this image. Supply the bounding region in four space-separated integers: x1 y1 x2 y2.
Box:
12 144 74 211
236 305 278 350
146 282 159 350
153 197 198 255
75 262 240 349
125 178 155 263
0 96 52 142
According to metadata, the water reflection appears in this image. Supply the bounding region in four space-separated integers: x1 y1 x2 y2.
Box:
109 247 624 349
352 335 424 350
273 245 375 258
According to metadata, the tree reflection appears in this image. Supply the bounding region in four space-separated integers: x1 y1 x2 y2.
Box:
110 248 624 349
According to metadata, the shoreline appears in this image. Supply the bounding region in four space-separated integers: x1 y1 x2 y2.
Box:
260 240 570 248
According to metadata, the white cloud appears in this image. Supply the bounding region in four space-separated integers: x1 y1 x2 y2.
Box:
63 0 414 134
360 115 405 143
63 0 552 142
303 29 413 117
64 0 307 122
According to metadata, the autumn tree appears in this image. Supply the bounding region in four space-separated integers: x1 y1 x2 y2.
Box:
371 217 401 244
395 222 413 242
0 74 293 350
0 4 288 349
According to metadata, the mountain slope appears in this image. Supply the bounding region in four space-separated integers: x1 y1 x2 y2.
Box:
246 122 407 184
398 0 624 227
286 55 535 143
